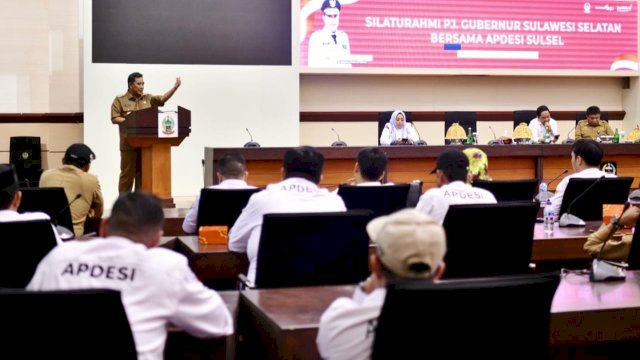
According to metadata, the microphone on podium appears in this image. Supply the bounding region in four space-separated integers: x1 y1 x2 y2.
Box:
331 128 348 147
243 128 261 148
562 126 576 144
411 122 427 146
589 215 627 282
487 126 502 145
558 175 605 227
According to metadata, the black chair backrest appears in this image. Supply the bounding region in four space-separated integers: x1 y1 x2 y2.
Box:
18 187 73 233
196 188 262 229
444 111 477 145
513 110 537 129
377 111 413 144
473 179 539 202
10 136 42 186
406 180 423 207
559 177 633 221
576 111 609 125
338 184 411 218
0 219 58 288
442 201 539 279
372 272 561 360
0 288 137 359
255 210 373 288
625 216 640 269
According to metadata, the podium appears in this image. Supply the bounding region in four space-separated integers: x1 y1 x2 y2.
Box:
124 106 191 207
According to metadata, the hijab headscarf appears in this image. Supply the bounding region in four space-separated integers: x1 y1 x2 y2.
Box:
463 148 491 184
387 110 410 142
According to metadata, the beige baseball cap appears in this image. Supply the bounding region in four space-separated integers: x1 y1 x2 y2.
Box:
367 209 446 279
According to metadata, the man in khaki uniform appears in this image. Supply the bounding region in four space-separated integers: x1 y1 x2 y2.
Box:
111 72 181 192
575 105 614 140
39 143 103 238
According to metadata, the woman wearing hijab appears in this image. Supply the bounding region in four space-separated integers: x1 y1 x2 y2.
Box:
379 110 419 145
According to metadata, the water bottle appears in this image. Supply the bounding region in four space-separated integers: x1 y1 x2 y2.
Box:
466 127 473 145
538 180 548 203
544 130 550 144
543 200 555 235
613 128 620 144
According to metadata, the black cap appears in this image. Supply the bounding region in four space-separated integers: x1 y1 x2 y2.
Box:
64 143 96 167
321 0 341 13
0 163 19 195
430 149 469 180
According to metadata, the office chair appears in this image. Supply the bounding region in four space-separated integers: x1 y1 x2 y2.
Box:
372 272 561 360
0 219 58 288
406 180 423 207
513 110 537 130
558 177 633 222
246 210 373 289
442 201 539 279
377 111 414 145
338 184 411 218
473 179 539 202
18 187 74 237
0 288 137 359
196 188 262 230
444 111 477 145
576 111 609 125
626 216 640 269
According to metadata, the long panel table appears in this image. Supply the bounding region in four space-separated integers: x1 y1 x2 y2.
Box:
237 272 640 360
161 221 630 290
204 144 640 191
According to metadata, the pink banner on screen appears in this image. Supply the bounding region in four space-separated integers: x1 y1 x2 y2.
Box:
300 0 638 71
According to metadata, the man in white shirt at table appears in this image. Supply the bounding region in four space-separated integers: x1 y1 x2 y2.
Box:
549 138 616 220
416 149 497 223
228 146 346 284
182 153 256 234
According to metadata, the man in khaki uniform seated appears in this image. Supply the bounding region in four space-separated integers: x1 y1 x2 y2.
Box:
575 105 614 140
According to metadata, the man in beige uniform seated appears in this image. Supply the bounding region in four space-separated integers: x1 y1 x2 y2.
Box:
40 143 103 238
584 191 640 261
575 105 614 140
111 72 181 192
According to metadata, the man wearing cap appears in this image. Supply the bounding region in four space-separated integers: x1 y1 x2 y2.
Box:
0 164 62 244
584 191 640 261
316 209 446 360
416 148 497 224
308 0 352 68
40 143 104 239
575 105 614 140
111 72 181 193
229 146 346 284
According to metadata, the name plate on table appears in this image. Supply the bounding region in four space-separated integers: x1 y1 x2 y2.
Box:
158 111 178 138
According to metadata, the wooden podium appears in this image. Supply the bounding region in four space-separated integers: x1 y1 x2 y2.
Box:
124 106 191 207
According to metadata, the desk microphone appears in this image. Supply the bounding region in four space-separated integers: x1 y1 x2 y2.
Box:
243 128 261 148
589 215 627 281
487 126 502 145
411 123 427 146
559 175 605 227
331 128 348 147
562 126 576 144
55 193 82 241
546 169 569 187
